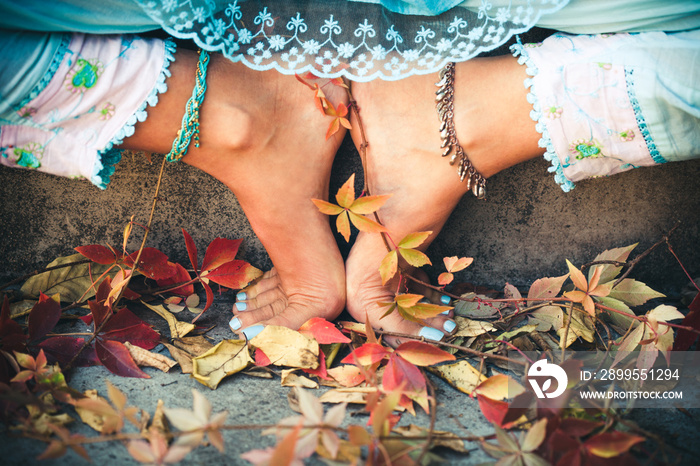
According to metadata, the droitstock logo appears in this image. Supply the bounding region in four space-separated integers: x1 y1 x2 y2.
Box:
528 359 568 399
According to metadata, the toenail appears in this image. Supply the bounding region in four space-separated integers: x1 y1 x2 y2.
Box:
235 301 247 311
443 320 456 333
440 295 451 305
237 292 247 301
419 327 444 342
229 317 242 331
441 309 451 315
243 324 265 340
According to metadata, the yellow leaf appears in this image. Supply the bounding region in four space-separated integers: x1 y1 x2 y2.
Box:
347 211 387 234
398 248 431 267
350 194 392 215
142 301 195 339
163 343 194 374
336 211 351 242
281 369 319 389
473 374 525 400
397 231 432 249
454 317 496 337
557 310 595 348
173 336 214 356
124 342 177 373
379 250 398 285
428 360 487 395
249 325 319 369
335 174 356 208
191 339 252 389
311 198 344 216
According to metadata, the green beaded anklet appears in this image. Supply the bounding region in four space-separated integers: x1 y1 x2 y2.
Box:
166 49 210 162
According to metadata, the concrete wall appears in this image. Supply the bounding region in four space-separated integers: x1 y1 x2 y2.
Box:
1 134 698 297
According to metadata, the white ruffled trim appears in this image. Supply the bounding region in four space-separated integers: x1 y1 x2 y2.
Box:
510 38 575 192
91 38 177 189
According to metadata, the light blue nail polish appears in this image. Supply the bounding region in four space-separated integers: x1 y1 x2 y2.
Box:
235 301 247 311
229 317 242 331
440 295 451 305
443 320 456 333
441 310 451 315
237 291 247 301
419 327 444 341
243 324 265 340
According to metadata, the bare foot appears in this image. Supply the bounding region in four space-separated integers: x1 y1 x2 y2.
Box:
121 50 347 337
346 55 541 340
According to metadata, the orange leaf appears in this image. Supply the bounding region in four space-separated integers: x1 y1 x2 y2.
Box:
397 231 432 249
348 211 387 234
443 256 473 273
335 174 356 208
566 259 589 292
397 301 451 323
350 194 392 215
398 248 431 268
269 424 302 466
325 117 341 139
394 341 455 366
327 365 365 387
341 343 390 366
311 198 344 216
382 354 429 413
336 211 351 242
299 317 351 344
295 73 318 90
438 272 454 286
473 374 513 400
379 250 398 285
584 431 645 458
395 294 423 308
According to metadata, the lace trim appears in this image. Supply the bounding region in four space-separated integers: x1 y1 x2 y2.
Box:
136 0 571 81
17 34 72 111
92 38 177 189
510 38 575 192
625 68 666 164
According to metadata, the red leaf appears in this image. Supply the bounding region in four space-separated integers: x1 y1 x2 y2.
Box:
205 260 261 290
299 317 351 344
38 336 100 367
673 292 700 351
476 394 510 427
394 341 455 366
75 245 119 265
155 262 194 296
382 354 428 413
201 238 243 272
95 339 148 378
584 431 645 458
559 418 603 438
125 248 175 280
88 278 113 327
303 348 330 380
181 228 199 273
28 293 61 342
341 343 390 366
100 308 160 350
255 348 271 367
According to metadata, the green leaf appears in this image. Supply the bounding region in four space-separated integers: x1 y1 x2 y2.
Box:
21 253 117 302
528 306 563 332
398 248 431 268
608 279 665 306
397 231 432 249
589 244 637 283
596 296 635 330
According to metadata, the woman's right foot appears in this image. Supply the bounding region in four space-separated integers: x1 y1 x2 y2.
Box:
346 55 541 340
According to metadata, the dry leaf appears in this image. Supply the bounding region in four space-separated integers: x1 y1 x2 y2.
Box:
192 339 252 389
454 317 496 337
428 360 486 395
74 390 109 432
249 326 319 369
163 343 194 374
173 336 214 356
124 342 177 373
150 399 169 437
281 369 319 389
394 424 468 452
558 310 595 348
142 301 195 339
319 387 377 405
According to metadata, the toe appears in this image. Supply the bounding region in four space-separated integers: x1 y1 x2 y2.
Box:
237 268 280 302
237 286 287 312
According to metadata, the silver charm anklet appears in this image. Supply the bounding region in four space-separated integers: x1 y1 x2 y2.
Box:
435 62 486 199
